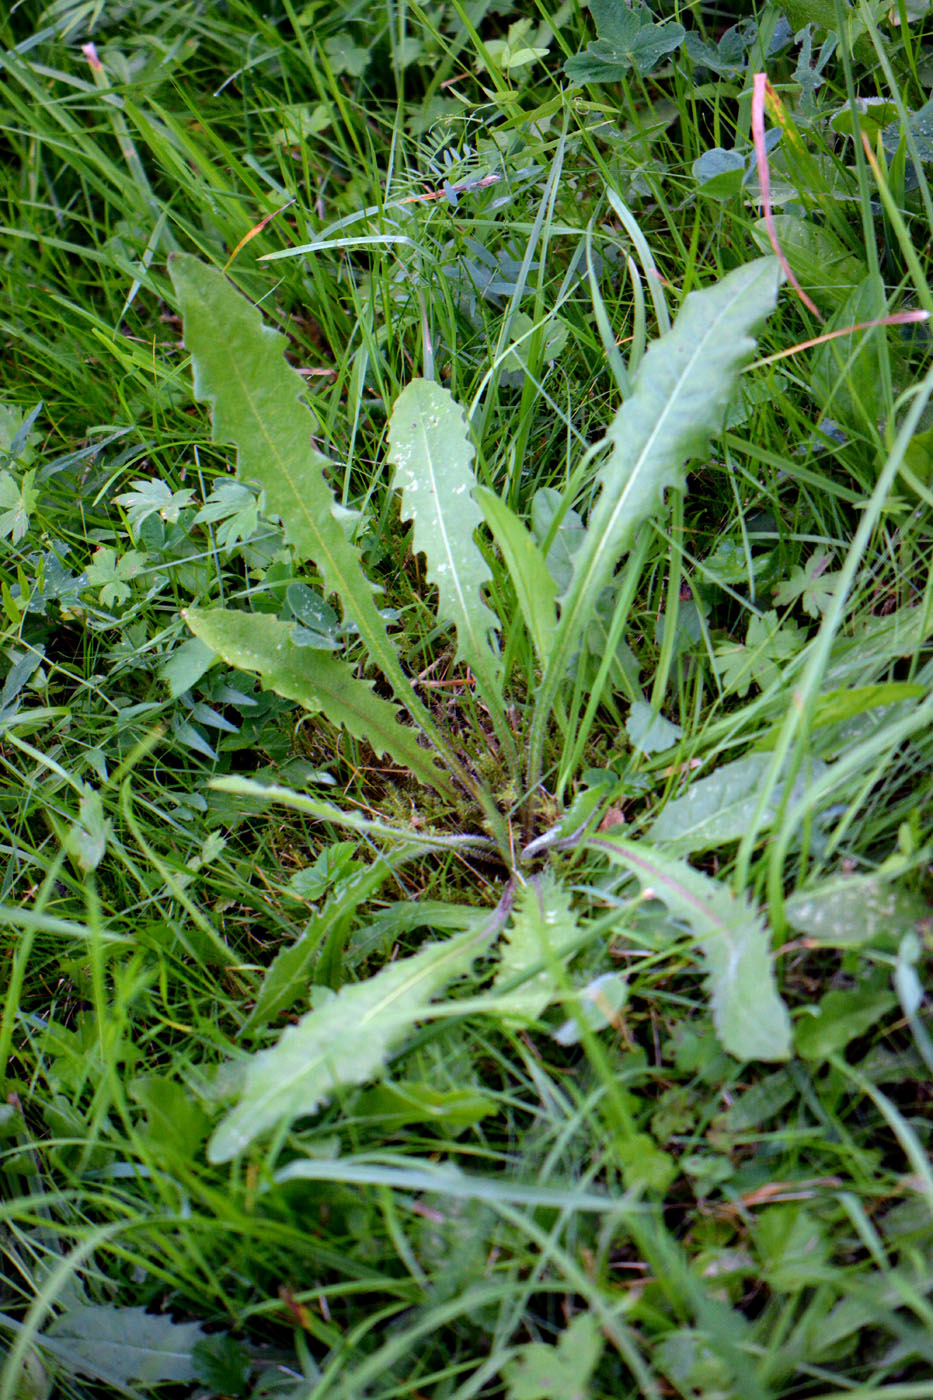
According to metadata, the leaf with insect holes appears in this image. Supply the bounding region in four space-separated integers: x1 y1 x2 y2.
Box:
388 379 500 686
493 871 582 1025
593 836 791 1062
532 259 781 757
184 608 452 797
209 919 499 1161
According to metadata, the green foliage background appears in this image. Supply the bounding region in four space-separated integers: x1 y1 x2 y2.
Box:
0 1 931 1397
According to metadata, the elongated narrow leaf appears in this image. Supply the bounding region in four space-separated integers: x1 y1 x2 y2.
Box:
531 259 781 767
241 856 404 1038
208 776 494 853
184 609 453 796
388 380 499 682
169 256 422 723
593 836 791 1062
475 485 558 663
493 871 582 1024
209 920 499 1162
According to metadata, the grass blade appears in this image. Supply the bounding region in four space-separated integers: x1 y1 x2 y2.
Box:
475 485 558 664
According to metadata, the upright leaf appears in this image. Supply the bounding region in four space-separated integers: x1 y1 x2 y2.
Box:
242 851 420 1037
475 486 558 663
184 608 453 797
169 256 446 757
209 916 503 1162
529 259 781 779
388 379 500 686
493 871 582 1024
592 836 791 1062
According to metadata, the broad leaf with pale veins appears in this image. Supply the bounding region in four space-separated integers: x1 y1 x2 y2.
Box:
210 920 499 1161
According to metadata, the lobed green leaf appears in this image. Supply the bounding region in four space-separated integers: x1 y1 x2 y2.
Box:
593 836 791 1062
388 379 500 684
209 917 502 1161
184 608 453 796
529 257 782 778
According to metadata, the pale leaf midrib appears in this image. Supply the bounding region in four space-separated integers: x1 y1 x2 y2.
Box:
416 416 479 655
238 931 484 1118
555 275 755 662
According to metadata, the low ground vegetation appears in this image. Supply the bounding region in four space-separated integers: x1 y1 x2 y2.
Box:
0 1 931 1397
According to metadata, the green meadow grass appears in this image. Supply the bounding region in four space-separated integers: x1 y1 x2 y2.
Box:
0 2 931 1397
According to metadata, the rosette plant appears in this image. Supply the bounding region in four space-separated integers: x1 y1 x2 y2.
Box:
168 249 792 1166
